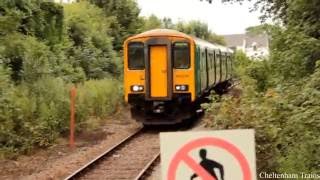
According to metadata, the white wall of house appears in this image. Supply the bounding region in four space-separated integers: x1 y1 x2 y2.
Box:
223 34 269 60
246 47 269 59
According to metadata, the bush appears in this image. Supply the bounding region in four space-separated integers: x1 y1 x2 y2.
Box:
204 61 320 173
0 74 123 158
0 0 124 159
0 75 70 157
76 79 123 131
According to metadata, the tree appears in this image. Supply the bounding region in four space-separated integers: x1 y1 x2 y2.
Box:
64 1 120 79
162 17 174 29
89 0 143 51
175 20 225 45
0 0 64 45
141 14 163 31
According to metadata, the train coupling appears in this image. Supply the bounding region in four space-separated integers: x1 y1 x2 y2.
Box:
153 101 165 113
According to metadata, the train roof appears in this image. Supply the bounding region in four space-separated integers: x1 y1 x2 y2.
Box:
127 29 193 40
126 29 233 53
193 37 233 53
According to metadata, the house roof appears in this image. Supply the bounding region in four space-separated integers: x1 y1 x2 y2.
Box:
222 33 269 48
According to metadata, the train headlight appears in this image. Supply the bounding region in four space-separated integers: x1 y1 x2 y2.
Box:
131 85 144 92
175 85 189 91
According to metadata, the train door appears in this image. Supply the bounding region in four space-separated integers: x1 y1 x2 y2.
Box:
149 45 168 98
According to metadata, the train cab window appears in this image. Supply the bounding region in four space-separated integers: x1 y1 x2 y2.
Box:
128 42 145 70
173 42 190 69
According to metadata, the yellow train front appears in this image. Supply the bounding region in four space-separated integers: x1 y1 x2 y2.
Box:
124 29 234 125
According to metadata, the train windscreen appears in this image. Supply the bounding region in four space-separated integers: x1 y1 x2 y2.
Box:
173 42 190 69
128 42 145 70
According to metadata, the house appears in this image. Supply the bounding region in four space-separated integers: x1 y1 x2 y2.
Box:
222 33 269 59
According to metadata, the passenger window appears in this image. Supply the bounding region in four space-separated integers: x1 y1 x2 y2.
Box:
216 53 220 70
201 51 205 70
209 53 214 68
173 42 190 69
128 42 145 70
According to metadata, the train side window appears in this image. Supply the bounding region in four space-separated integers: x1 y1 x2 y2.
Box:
173 42 190 69
201 51 206 70
209 53 214 69
225 54 228 72
128 42 145 70
228 55 233 76
215 51 220 67
224 53 229 78
216 52 221 71
221 54 225 71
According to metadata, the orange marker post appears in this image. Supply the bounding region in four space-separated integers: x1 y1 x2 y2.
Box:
69 86 77 148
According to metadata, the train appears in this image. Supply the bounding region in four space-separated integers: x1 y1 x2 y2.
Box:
123 29 234 125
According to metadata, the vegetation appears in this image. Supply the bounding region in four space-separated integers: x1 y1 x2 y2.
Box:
203 0 320 174
141 15 226 45
0 0 123 158
89 0 143 51
1 1 318 175
0 0 225 158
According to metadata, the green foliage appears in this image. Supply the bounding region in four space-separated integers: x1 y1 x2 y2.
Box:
0 75 122 158
141 14 163 31
89 0 143 51
245 23 276 36
162 17 175 29
0 75 70 157
222 0 320 40
0 0 64 44
64 2 120 79
76 79 123 130
204 50 320 173
205 0 320 174
0 34 52 82
0 1 123 158
269 27 320 81
175 20 225 45
140 16 226 45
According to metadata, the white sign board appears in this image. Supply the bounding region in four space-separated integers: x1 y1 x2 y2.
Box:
160 129 256 180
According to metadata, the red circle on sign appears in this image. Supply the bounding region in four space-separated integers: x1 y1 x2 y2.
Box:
167 137 252 180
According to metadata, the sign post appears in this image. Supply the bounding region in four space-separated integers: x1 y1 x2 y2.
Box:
69 86 77 148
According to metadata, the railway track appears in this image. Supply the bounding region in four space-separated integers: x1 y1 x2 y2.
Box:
64 128 160 180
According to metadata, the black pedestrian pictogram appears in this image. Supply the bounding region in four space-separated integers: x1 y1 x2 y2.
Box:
190 149 224 180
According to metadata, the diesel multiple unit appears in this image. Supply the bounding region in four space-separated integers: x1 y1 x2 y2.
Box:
124 29 234 125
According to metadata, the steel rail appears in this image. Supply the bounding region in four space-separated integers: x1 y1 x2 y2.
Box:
64 127 144 180
134 152 160 180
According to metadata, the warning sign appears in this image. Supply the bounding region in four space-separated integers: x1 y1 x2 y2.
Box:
160 129 256 180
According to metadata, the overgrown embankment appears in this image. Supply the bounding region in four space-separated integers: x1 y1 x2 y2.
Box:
0 1 125 158
204 48 320 173
204 0 320 172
